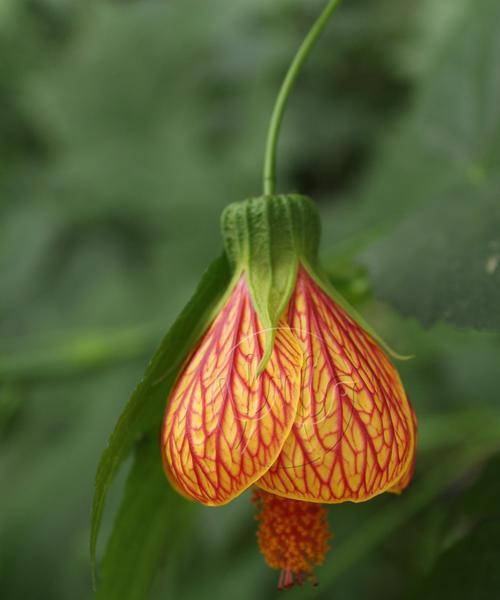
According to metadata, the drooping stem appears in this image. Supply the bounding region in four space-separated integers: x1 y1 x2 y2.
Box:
262 0 343 196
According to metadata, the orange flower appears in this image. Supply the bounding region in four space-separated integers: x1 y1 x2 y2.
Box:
258 266 416 503
162 274 303 505
161 195 417 588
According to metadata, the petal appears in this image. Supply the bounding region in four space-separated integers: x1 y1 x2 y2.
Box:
257 267 416 503
162 275 303 506
389 404 418 494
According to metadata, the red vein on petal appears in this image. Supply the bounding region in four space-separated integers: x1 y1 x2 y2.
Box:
162 275 303 505
257 267 416 503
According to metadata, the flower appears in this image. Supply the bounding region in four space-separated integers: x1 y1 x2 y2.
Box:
258 265 417 503
161 273 303 505
161 195 417 589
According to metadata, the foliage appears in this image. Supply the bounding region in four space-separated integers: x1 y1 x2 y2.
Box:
96 436 194 600
1 0 499 599
90 255 230 583
358 0 500 330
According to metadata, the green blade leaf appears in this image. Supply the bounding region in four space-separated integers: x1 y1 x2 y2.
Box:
90 254 231 586
414 517 500 599
96 435 195 600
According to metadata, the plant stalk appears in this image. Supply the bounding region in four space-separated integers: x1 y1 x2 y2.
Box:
263 0 343 196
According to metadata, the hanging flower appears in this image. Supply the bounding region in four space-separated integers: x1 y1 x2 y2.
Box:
161 195 417 589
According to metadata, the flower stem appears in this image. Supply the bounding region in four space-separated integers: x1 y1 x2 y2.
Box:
262 0 343 196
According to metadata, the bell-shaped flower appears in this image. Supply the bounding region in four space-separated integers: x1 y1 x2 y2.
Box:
162 195 417 588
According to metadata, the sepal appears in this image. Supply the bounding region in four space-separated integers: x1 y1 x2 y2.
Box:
221 194 320 371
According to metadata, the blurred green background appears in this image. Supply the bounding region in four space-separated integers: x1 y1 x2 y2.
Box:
2 0 500 598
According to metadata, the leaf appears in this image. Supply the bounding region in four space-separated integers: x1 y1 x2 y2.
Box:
458 453 500 520
371 0 499 221
361 187 500 330
350 0 500 330
414 517 500 599
96 435 194 600
0 325 158 380
90 254 231 585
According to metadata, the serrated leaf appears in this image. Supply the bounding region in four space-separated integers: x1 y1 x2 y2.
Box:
96 435 194 600
90 254 231 585
361 188 500 330
348 0 500 330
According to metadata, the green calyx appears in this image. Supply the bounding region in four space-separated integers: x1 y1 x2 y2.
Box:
221 194 320 372
220 193 410 370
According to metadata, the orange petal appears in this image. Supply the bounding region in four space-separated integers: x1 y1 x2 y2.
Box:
389 404 418 494
162 275 303 506
257 267 416 503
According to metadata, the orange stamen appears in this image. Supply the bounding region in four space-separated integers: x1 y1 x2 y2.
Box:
253 489 331 590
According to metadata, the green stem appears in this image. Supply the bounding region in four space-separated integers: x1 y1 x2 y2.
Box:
262 0 343 196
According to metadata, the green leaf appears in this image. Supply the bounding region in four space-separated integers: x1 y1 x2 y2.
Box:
370 0 499 223
361 187 500 330
90 254 231 586
457 453 500 521
0 325 159 380
414 517 500 599
96 435 195 600
349 0 500 330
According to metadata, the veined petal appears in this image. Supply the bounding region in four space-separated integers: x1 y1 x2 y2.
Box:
257 267 416 503
389 405 417 494
162 275 303 506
